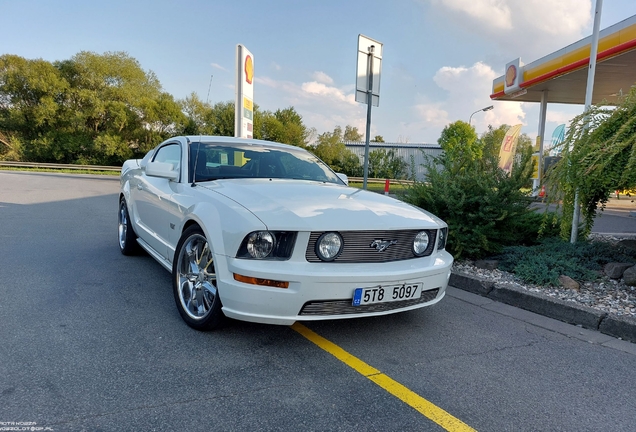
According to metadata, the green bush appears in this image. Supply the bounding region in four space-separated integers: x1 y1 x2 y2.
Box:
400 121 541 259
494 238 635 285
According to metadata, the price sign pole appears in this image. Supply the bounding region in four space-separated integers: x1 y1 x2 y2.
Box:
355 35 383 190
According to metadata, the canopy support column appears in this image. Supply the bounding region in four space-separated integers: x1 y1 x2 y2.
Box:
533 90 548 195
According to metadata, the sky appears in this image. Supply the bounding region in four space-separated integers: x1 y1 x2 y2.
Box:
2 0 636 144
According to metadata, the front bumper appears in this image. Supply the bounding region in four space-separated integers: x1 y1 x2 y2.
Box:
217 251 453 325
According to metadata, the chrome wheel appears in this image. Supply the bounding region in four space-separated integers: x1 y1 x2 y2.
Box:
175 233 217 320
118 198 138 256
118 202 128 249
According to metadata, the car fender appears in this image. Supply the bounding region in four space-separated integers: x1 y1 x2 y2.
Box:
170 194 267 290
120 159 142 233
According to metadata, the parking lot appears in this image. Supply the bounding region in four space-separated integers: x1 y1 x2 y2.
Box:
1 171 635 431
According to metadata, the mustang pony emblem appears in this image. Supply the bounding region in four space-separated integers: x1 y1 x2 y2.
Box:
370 239 398 252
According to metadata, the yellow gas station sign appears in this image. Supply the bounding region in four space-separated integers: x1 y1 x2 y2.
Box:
531 154 539 179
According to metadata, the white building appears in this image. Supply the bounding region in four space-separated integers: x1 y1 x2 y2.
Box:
344 142 443 181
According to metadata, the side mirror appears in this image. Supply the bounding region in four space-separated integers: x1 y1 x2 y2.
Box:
146 161 179 180
336 173 349 186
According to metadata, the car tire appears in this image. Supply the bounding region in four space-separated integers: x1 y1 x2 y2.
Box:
118 197 139 256
172 225 224 331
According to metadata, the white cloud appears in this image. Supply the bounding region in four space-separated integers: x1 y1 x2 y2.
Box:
433 0 512 30
301 81 355 104
211 63 228 72
517 0 590 36
547 109 582 125
433 61 497 94
430 0 591 59
311 71 334 85
414 103 450 127
271 62 282 71
256 76 366 136
396 0 593 143
402 62 527 142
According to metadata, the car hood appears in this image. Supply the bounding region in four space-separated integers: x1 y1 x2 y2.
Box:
200 179 443 231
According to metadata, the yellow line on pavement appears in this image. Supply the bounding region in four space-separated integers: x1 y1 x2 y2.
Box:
291 322 476 432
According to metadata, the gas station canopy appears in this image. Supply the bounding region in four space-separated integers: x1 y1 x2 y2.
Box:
491 15 636 105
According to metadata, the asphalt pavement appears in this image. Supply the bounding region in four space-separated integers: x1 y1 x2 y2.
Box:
466 195 636 343
591 197 636 235
1 171 635 431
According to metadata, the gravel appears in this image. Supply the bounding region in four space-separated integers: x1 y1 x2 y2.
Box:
452 234 636 318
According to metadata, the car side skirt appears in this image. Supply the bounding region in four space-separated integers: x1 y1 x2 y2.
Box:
137 238 172 272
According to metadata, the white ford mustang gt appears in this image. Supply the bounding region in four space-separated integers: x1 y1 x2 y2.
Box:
119 136 453 330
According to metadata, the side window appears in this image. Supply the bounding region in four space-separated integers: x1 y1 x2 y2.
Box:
153 144 181 171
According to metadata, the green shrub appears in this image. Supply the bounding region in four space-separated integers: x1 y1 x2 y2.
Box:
401 121 540 259
494 238 635 285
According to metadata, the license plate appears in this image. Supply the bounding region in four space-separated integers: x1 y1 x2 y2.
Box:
352 283 422 306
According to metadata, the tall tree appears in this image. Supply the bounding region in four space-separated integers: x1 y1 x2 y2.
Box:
437 120 480 170
206 101 235 137
0 51 187 164
547 88 636 238
343 125 364 142
180 92 210 134
480 124 508 162
253 106 309 146
311 125 362 176
368 148 408 179
0 54 68 145
272 107 309 146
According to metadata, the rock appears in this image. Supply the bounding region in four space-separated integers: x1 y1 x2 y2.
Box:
622 265 636 286
558 275 580 291
604 262 634 279
618 239 636 253
475 259 498 270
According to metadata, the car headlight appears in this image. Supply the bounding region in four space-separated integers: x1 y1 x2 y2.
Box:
247 231 275 259
438 227 447 250
237 231 297 260
315 232 343 261
413 231 430 256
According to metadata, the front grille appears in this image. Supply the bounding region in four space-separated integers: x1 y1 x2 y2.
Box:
305 230 437 263
299 288 440 316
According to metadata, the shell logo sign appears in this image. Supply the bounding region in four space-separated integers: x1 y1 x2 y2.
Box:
505 64 517 87
245 55 254 84
503 58 521 95
235 45 254 139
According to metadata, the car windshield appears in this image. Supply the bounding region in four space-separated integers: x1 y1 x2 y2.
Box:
189 142 344 184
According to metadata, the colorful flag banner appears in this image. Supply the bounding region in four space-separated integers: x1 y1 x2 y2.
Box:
548 124 566 156
498 124 523 174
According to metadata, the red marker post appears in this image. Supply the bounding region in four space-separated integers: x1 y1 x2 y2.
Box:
384 179 390 195
538 185 546 198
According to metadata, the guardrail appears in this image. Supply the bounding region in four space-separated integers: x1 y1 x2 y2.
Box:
0 162 417 185
348 177 414 185
0 161 121 172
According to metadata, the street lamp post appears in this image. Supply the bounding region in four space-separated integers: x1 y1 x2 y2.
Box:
469 105 494 125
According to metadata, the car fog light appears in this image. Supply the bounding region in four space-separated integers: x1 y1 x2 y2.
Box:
316 232 343 261
247 231 275 259
413 231 430 256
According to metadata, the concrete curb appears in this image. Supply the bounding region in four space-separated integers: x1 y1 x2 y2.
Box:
450 271 636 344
